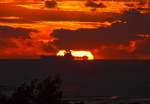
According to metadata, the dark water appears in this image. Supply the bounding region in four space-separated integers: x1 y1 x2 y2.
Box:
0 59 150 97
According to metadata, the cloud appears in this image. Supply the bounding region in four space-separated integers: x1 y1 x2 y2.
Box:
85 1 106 8
120 10 150 34
45 0 57 8
134 39 150 56
0 39 17 49
85 1 106 11
0 25 38 39
0 25 57 57
97 45 136 59
51 10 150 49
51 10 150 59
0 3 117 23
0 16 35 23
0 25 38 49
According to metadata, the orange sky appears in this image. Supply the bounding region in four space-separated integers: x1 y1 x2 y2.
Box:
0 0 150 59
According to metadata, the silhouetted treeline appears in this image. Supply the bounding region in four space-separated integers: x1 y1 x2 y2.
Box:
0 75 64 104
0 75 147 104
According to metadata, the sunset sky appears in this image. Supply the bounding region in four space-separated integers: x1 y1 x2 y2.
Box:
0 0 150 59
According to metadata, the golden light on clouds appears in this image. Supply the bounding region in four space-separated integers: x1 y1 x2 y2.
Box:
14 0 143 13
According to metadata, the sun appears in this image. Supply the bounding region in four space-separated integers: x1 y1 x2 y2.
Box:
57 50 94 60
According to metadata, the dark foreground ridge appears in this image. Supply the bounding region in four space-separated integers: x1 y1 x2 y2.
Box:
0 59 150 97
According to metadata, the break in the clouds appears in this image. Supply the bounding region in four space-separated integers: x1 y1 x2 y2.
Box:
51 10 150 59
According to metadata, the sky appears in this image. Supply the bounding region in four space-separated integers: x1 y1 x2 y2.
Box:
0 0 150 59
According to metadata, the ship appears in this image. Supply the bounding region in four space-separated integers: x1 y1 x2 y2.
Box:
40 50 73 61
40 50 88 61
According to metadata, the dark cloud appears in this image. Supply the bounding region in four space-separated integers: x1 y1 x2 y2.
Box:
135 39 150 55
0 25 38 49
51 10 150 49
124 3 135 8
120 10 150 34
98 45 136 59
51 10 150 58
0 25 56 57
85 1 106 10
0 25 38 39
85 1 106 12
51 25 140 50
42 41 57 53
45 0 57 8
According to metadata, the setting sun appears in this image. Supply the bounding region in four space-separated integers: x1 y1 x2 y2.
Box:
57 50 94 60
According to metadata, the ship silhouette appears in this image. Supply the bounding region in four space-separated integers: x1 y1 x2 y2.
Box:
40 50 88 61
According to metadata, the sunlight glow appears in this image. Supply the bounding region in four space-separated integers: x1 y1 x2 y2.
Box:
57 50 94 60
